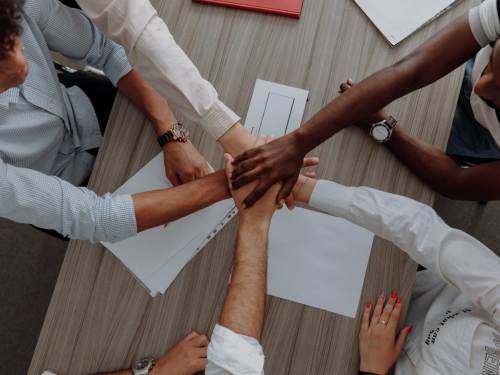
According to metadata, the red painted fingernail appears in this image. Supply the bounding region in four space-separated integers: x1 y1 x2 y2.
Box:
367 301 371 308
408 326 413 334
391 291 397 299
396 297 402 304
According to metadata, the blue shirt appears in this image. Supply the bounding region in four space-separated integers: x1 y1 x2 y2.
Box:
0 0 137 243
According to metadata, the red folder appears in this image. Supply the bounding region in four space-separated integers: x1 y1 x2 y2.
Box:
192 0 304 18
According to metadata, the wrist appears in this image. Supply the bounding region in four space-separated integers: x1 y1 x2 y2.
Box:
239 214 272 230
359 362 386 375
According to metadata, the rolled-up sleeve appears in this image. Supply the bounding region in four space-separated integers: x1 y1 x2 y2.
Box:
469 0 500 47
75 0 241 140
206 324 265 375
29 0 132 86
0 158 137 243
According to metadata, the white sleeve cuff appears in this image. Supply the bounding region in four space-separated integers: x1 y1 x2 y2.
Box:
469 6 491 47
469 0 500 46
199 101 241 141
308 180 356 219
207 324 265 375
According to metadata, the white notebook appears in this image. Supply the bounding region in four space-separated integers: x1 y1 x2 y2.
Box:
355 0 463 47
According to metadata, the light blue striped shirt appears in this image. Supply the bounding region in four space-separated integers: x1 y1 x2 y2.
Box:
0 0 137 243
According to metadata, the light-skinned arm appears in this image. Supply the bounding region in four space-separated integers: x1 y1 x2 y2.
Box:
229 13 482 207
42 332 210 375
116 70 211 186
218 135 282 340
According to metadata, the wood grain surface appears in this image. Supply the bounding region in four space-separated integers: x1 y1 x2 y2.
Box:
29 0 480 374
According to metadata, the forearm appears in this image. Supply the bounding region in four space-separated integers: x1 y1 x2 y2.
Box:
293 13 479 155
117 70 176 137
307 180 500 323
383 126 500 200
133 170 230 232
219 219 269 341
218 122 256 157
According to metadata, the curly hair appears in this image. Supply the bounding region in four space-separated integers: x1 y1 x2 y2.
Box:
0 0 25 60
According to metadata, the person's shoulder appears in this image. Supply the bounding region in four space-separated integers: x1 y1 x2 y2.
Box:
22 0 53 28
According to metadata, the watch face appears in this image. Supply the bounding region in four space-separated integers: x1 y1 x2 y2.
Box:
173 123 189 139
133 358 152 371
372 124 390 141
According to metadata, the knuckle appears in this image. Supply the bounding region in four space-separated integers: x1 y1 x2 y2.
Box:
188 359 198 368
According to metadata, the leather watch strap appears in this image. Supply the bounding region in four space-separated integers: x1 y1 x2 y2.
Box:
157 131 174 147
385 116 397 129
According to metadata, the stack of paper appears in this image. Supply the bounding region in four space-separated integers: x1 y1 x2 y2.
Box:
355 0 463 47
101 152 236 297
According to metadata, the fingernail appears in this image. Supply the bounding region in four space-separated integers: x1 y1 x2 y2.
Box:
367 301 371 308
391 291 397 299
228 173 232 179
241 203 246 209
280 199 285 205
224 154 229 161
379 292 385 300
229 183 233 190
408 326 413 334
396 297 402 304
277 205 283 210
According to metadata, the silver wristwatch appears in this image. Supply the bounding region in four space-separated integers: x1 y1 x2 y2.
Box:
132 357 155 375
370 116 397 143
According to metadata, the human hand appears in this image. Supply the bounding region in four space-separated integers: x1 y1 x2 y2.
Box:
163 141 212 186
150 331 209 375
359 291 412 375
339 79 388 132
228 130 319 208
225 134 282 224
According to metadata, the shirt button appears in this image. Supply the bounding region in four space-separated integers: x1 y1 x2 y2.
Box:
49 103 54 110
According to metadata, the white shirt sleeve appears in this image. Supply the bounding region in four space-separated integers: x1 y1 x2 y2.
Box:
469 0 500 47
75 0 240 141
206 324 265 375
309 180 500 325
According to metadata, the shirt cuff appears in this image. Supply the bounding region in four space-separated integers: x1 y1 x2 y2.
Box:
207 324 265 375
469 6 491 47
103 45 134 87
308 180 356 219
94 193 137 243
199 101 241 141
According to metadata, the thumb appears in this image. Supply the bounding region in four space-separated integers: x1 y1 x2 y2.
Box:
224 153 235 178
395 326 412 353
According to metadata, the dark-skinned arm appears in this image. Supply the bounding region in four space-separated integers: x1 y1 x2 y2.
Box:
340 78 500 202
229 13 482 208
383 126 500 201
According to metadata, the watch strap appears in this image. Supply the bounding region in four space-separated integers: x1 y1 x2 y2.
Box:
385 116 397 129
157 131 174 148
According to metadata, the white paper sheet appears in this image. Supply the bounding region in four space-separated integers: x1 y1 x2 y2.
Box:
267 208 374 318
245 79 308 136
101 152 234 286
146 206 237 296
355 0 462 46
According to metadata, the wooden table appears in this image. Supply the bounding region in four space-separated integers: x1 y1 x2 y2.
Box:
29 0 480 374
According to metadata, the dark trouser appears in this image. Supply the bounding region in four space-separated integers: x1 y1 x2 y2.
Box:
30 70 118 242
